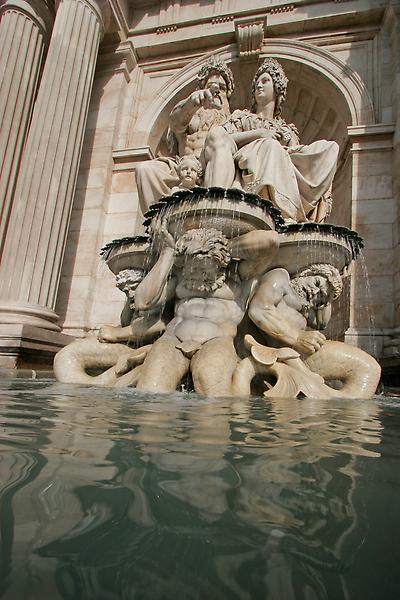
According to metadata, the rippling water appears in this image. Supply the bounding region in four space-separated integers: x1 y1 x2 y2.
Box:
0 379 400 599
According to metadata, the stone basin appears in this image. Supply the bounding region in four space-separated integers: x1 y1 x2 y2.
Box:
270 223 364 275
101 236 154 275
101 198 363 281
142 187 284 238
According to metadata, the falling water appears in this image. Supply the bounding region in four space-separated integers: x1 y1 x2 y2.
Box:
355 250 378 359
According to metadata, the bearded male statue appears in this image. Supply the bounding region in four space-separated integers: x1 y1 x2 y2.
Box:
135 56 234 220
132 222 279 396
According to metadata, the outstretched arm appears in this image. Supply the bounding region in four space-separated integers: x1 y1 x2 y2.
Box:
170 89 221 134
228 230 279 280
98 310 168 345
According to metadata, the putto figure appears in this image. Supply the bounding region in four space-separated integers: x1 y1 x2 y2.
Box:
203 58 339 223
171 155 203 191
135 56 234 216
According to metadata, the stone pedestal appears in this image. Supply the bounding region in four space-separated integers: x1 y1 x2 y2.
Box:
0 0 53 255
0 324 75 370
0 0 107 337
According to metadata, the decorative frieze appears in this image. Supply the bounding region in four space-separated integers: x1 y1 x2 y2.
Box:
156 24 178 34
211 15 234 24
269 4 295 14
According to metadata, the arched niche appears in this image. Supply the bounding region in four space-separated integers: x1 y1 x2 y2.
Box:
132 38 375 161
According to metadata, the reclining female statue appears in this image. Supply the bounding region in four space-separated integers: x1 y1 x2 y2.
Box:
203 58 339 223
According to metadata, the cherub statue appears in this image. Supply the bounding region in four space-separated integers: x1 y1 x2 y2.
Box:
171 155 203 192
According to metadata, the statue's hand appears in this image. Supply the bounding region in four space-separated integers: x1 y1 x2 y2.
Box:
160 218 175 249
151 217 175 250
98 325 118 343
189 88 221 110
255 128 280 141
294 330 326 355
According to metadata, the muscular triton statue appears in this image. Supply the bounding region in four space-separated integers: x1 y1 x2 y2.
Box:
135 56 234 217
231 263 380 398
98 268 173 346
203 58 339 223
248 264 343 355
132 222 279 396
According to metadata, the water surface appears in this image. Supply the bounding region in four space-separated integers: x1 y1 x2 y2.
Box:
1 379 399 599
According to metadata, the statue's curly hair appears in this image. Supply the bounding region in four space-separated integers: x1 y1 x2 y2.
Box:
197 56 235 98
175 228 231 266
251 57 288 116
115 269 145 291
297 263 343 300
176 154 203 178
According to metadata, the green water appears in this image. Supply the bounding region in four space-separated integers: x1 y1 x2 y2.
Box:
0 379 399 599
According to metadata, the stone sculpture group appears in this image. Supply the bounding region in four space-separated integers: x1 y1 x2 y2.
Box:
54 56 381 399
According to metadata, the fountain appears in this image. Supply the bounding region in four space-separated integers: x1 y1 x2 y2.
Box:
54 57 381 398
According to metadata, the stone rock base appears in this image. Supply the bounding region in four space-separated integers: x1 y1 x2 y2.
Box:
0 324 75 371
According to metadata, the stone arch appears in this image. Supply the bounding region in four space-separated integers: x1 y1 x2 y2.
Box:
262 39 375 127
130 39 375 155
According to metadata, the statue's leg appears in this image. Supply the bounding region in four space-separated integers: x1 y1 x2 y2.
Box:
191 336 237 396
289 140 339 215
136 335 189 393
203 127 236 188
236 139 306 222
135 158 179 226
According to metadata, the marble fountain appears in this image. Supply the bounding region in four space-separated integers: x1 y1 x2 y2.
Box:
54 185 380 399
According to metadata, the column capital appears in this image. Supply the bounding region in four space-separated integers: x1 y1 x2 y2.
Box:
55 0 111 37
0 0 54 42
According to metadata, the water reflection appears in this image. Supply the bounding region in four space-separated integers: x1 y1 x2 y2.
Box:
0 380 399 599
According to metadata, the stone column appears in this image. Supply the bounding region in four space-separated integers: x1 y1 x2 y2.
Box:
345 124 395 359
0 0 110 332
0 0 53 255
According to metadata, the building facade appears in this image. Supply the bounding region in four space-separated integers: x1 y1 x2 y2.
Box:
0 0 399 380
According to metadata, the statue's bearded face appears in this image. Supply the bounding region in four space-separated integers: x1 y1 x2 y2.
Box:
205 73 229 109
291 275 330 310
182 255 226 292
206 73 227 100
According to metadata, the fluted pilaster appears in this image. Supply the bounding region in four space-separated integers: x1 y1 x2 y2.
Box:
0 0 53 255
0 0 107 330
